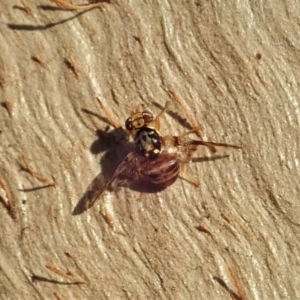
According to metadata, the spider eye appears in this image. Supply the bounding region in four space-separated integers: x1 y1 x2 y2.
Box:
125 117 133 130
142 111 153 124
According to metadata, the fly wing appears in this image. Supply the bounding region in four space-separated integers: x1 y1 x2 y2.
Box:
72 152 140 215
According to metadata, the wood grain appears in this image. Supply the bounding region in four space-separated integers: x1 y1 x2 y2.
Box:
0 0 299 299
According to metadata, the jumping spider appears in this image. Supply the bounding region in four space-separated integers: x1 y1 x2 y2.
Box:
74 96 241 214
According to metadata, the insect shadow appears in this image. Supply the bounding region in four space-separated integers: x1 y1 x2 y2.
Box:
73 124 168 215
73 109 141 215
81 108 133 181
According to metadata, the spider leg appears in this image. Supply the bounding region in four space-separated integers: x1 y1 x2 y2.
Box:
153 100 171 131
191 140 241 150
166 89 203 139
178 128 217 153
97 97 123 128
179 162 200 187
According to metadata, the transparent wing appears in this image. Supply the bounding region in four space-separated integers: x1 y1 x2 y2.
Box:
72 152 140 215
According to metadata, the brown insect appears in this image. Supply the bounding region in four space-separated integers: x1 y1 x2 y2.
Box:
73 98 241 214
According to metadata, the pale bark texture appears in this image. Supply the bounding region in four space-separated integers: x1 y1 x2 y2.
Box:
0 0 299 299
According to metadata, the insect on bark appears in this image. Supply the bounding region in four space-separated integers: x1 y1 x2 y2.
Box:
73 96 241 214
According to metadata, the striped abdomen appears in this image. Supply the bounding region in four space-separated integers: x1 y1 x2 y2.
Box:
138 152 180 188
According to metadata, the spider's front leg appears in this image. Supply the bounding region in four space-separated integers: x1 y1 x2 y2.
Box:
97 97 123 129
152 101 171 131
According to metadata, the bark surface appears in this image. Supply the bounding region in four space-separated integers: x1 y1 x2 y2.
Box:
0 1 299 299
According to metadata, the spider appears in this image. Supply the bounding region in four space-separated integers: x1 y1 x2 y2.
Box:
73 95 241 214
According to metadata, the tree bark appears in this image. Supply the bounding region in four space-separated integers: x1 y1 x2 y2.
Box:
0 0 299 299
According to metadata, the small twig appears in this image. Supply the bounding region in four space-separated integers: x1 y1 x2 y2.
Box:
50 0 105 11
221 213 232 223
1 101 13 116
45 265 88 284
195 224 212 235
53 292 63 300
0 176 17 221
20 0 33 15
20 156 55 186
228 267 247 300
64 252 76 260
102 207 115 229
31 55 46 68
64 55 79 78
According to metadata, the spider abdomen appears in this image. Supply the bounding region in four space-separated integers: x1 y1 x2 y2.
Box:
138 152 180 188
